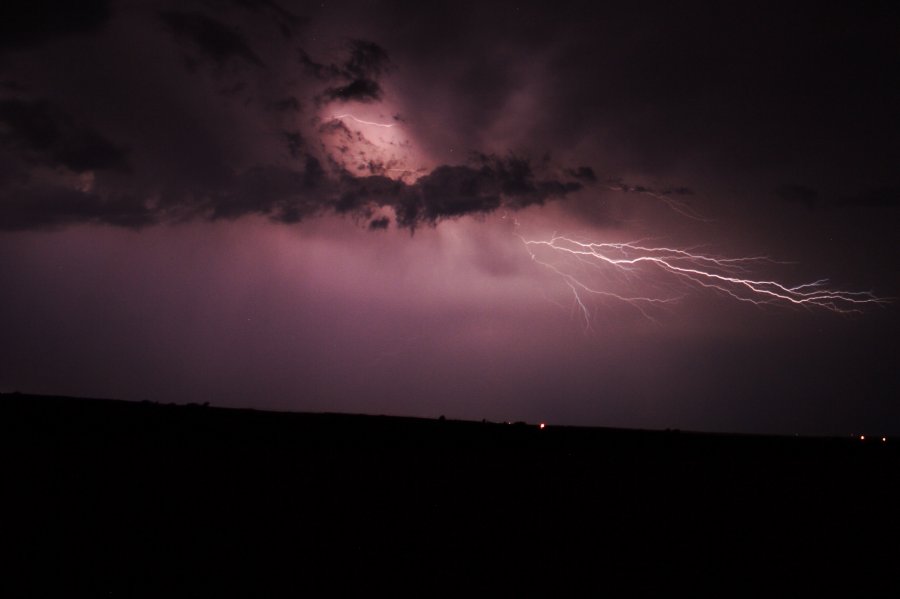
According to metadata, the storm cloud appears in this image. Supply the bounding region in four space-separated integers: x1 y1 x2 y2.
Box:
0 4 588 232
0 150 585 231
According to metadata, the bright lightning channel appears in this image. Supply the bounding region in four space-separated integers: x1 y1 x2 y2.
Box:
517 232 888 331
330 114 396 128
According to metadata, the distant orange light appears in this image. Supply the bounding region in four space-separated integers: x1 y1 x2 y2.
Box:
860 435 865 441
539 423 546 429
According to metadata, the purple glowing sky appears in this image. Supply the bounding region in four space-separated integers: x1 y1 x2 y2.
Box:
1 0 898 435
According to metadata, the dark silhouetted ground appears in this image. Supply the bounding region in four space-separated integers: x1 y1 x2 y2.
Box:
1 392 897 595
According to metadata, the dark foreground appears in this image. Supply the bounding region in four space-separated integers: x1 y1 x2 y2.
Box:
2 393 898 595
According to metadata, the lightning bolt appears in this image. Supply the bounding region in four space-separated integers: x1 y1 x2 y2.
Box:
515 230 888 330
330 114 396 128
604 183 711 222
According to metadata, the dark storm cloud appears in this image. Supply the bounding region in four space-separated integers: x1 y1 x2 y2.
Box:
159 11 264 67
0 147 584 231
314 153 585 228
0 185 154 231
282 130 304 158
203 163 326 222
0 0 892 234
397 165 502 223
0 3 592 233
301 40 390 81
0 100 129 173
0 0 111 51
344 40 390 78
322 78 382 103
298 50 341 80
301 39 390 103
606 178 692 198
369 216 389 230
333 155 585 229
565 167 597 183
0 158 328 231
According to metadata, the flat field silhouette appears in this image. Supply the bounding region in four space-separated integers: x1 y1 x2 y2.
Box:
2 393 897 595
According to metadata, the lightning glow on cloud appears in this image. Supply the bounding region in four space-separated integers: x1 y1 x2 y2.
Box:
330 113 396 128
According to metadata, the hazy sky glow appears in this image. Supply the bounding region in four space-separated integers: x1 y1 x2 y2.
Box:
1 0 898 435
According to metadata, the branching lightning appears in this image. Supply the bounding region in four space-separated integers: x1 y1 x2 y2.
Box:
515 228 888 330
324 108 887 332
604 182 711 222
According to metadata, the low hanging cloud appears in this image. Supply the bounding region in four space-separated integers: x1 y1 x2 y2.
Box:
0 148 589 231
335 154 587 229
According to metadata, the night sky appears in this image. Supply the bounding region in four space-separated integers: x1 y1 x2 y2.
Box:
1 0 898 436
